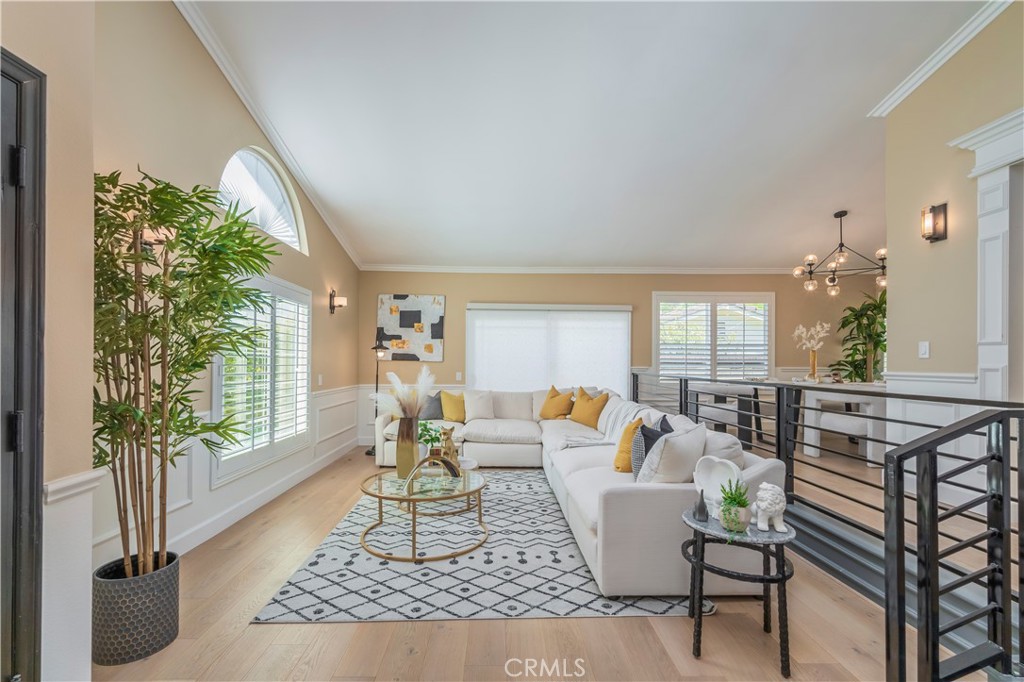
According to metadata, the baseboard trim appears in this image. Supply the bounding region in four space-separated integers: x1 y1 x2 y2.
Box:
167 437 356 556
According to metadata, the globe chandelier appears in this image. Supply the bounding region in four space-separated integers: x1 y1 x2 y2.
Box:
792 210 888 297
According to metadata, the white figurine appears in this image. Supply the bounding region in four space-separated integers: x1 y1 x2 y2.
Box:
751 482 787 532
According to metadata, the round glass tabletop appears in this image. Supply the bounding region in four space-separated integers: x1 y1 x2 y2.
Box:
360 470 487 502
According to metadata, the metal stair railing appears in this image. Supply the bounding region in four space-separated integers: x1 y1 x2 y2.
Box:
885 409 1023 681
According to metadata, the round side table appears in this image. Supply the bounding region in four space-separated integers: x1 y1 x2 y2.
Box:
681 510 796 678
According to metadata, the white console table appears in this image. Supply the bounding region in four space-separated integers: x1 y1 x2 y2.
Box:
801 382 887 465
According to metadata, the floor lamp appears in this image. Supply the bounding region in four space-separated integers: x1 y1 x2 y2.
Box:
366 332 388 456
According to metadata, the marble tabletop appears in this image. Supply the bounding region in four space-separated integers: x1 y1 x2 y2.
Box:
682 510 796 545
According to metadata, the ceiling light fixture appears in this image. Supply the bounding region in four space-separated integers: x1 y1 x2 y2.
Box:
792 210 887 297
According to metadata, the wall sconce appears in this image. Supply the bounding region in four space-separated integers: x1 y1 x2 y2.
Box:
921 203 947 243
329 289 347 314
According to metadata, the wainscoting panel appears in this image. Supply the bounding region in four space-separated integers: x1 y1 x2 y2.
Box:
92 386 359 568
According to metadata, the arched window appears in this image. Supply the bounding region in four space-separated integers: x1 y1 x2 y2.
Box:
219 147 306 253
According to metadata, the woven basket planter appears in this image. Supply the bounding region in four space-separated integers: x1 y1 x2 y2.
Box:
92 552 179 666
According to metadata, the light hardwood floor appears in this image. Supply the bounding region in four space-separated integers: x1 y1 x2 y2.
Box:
95 447 901 682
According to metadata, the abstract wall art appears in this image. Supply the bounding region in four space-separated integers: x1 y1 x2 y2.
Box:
376 294 445 361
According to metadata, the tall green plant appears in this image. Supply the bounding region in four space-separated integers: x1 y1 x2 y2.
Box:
93 170 278 577
831 290 887 383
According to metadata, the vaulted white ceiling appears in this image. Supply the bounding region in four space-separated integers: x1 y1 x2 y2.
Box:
183 1 980 271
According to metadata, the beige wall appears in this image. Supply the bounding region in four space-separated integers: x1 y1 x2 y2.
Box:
1 2 96 482
94 1 361 410
358 271 878 385
885 3 1023 373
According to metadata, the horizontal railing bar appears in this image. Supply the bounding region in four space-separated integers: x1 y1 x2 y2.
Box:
937 455 994 484
794 458 885 491
903 473 988 496
937 495 993 522
936 530 997 561
788 436 877 462
790 495 885 540
638 374 1024 409
793 475 885 513
889 410 1024 461
938 564 997 596
937 603 998 637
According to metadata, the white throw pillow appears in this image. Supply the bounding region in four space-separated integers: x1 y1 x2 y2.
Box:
704 430 746 470
463 390 495 422
636 423 707 484
666 414 698 432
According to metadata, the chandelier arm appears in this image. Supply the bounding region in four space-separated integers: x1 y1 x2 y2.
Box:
833 267 885 278
842 244 883 267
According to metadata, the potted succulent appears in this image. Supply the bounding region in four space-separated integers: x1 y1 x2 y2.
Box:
92 171 277 665
719 479 752 534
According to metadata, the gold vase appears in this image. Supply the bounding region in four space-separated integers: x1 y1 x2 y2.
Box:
805 349 819 383
395 417 418 479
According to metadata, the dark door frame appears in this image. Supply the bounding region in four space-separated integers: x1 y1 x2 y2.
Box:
1 47 46 682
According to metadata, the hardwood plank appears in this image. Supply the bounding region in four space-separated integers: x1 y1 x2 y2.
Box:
420 620 470 682
287 626 357 681
332 621 396 679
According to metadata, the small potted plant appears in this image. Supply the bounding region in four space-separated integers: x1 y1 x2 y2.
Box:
719 479 751 533
418 421 442 458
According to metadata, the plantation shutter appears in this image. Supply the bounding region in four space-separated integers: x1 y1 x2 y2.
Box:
217 278 311 465
714 302 769 379
656 294 772 380
657 301 712 378
221 305 273 456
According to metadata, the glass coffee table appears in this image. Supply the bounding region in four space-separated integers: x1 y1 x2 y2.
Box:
358 470 488 562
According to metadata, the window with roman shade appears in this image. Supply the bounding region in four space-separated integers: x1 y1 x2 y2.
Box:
212 276 311 483
466 304 632 396
653 292 773 380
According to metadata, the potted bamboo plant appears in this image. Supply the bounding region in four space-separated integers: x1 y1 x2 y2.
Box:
92 170 277 665
831 290 887 383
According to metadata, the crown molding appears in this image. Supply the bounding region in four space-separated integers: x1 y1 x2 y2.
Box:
358 263 794 275
948 108 1024 151
948 108 1024 177
867 1 1013 118
174 1 364 268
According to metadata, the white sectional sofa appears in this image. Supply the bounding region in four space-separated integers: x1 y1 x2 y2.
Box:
374 388 787 597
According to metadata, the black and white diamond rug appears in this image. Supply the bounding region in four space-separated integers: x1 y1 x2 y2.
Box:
254 470 692 622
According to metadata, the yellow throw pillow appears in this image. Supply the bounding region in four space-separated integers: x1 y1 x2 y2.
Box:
614 418 644 472
539 386 574 420
569 388 609 429
440 390 466 423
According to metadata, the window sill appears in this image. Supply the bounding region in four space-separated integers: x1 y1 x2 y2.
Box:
210 435 311 490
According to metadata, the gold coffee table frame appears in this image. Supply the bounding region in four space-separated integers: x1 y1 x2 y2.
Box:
358 470 488 562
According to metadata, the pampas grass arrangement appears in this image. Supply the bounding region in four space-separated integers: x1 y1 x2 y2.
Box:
371 365 436 418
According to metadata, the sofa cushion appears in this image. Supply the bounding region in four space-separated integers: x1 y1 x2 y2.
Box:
540 419 604 453
419 393 444 420
550 444 616 481
383 419 465 443
565 467 635 533
636 423 707 484
464 390 495 421
705 430 746 470
491 391 534 421
440 390 466 422
568 388 609 429
462 419 541 444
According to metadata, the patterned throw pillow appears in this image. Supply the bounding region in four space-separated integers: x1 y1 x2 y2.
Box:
630 424 671 481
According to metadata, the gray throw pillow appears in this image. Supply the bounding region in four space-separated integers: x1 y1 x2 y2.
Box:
419 393 443 420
